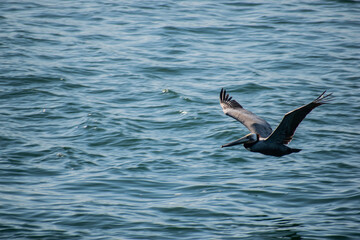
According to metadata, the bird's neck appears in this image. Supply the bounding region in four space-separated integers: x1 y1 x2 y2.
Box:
244 138 259 148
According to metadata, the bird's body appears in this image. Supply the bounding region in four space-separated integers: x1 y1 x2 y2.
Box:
244 139 301 157
219 89 332 157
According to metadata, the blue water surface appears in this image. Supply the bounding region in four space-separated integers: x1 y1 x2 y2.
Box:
1 1 360 239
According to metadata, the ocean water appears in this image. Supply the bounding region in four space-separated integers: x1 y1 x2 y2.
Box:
1 0 360 239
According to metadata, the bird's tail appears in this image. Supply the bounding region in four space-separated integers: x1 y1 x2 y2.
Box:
290 148 302 153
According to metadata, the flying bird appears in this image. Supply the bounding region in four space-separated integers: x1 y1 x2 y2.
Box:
220 88 332 157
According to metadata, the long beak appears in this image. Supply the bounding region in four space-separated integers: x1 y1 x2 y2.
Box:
221 135 250 148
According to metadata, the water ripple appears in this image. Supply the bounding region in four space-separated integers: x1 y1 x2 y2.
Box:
1 0 360 239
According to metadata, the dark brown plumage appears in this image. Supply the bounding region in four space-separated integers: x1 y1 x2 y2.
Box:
220 89 333 156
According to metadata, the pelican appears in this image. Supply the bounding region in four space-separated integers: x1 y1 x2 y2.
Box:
220 89 332 157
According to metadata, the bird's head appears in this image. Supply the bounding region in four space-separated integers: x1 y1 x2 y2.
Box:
221 133 258 148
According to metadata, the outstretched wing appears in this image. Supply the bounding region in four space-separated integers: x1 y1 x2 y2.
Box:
265 91 333 145
219 88 272 138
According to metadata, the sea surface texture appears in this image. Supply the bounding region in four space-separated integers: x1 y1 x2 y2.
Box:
1 1 360 239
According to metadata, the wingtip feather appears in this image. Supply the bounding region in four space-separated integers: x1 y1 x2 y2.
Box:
315 90 334 105
219 88 243 109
